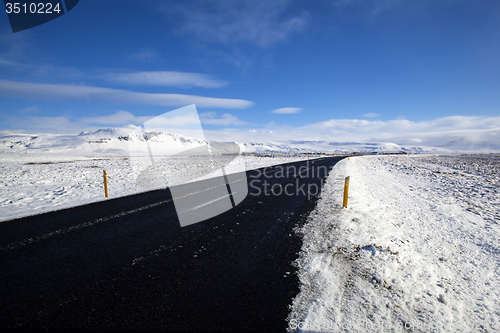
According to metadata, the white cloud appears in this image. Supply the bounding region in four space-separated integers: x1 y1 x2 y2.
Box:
0 33 31 67
0 58 17 66
307 116 500 146
142 114 201 128
332 0 413 21
271 107 302 114
80 111 151 125
105 71 227 88
362 112 378 118
165 0 308 47
202 115 500 150
1 109 247 134
3 110 500 151
200 112 247 126
18 105 41 113
331 0 499 24
0 111 199 134
302 116 500 144
126 49 160 62
1 114 73 131
0 79 253 109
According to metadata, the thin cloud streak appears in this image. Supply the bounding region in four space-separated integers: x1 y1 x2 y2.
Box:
80 111 152 125
1 113 73 131
272 107 302 114
126 49 160 62
165 0 309 47
17 105 41 113
0 79 253 109
200 112 247 126
105 71 227 88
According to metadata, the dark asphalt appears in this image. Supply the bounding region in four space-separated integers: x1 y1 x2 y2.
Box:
0 157 343 332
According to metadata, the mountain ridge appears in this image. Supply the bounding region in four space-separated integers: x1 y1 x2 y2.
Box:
0 128 492 155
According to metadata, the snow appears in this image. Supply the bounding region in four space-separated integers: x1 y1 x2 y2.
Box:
1 128 327 221
0 128 452 223
2 127 500 331
0 128 206 155
289 154 500 332
0 153 318 222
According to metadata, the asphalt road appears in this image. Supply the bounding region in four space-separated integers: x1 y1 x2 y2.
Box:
0 157 344 332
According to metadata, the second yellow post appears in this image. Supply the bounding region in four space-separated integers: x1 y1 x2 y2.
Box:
342 176 350 208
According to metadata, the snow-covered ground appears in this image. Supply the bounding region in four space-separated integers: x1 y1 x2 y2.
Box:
0 153 314 222
289 154 500 332
1 127 331 221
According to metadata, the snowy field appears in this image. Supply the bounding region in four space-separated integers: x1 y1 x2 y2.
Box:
288 154 500 332
0 153 314 222
3 149 499 332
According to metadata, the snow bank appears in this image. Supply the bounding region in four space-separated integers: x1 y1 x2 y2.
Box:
289 155 500 332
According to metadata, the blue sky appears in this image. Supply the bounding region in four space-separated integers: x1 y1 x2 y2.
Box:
1 0 499 146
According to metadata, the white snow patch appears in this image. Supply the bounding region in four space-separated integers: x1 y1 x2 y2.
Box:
289 154 500 332
1 128 329 221
0 153 316 222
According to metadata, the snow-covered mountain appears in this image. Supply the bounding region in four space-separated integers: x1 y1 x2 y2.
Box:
225 140 441 154
439 136 500 152
0 128 207 155
0 128 486 155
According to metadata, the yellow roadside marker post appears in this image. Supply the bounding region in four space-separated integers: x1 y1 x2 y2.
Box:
343 176 350 208
103 170 109 198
